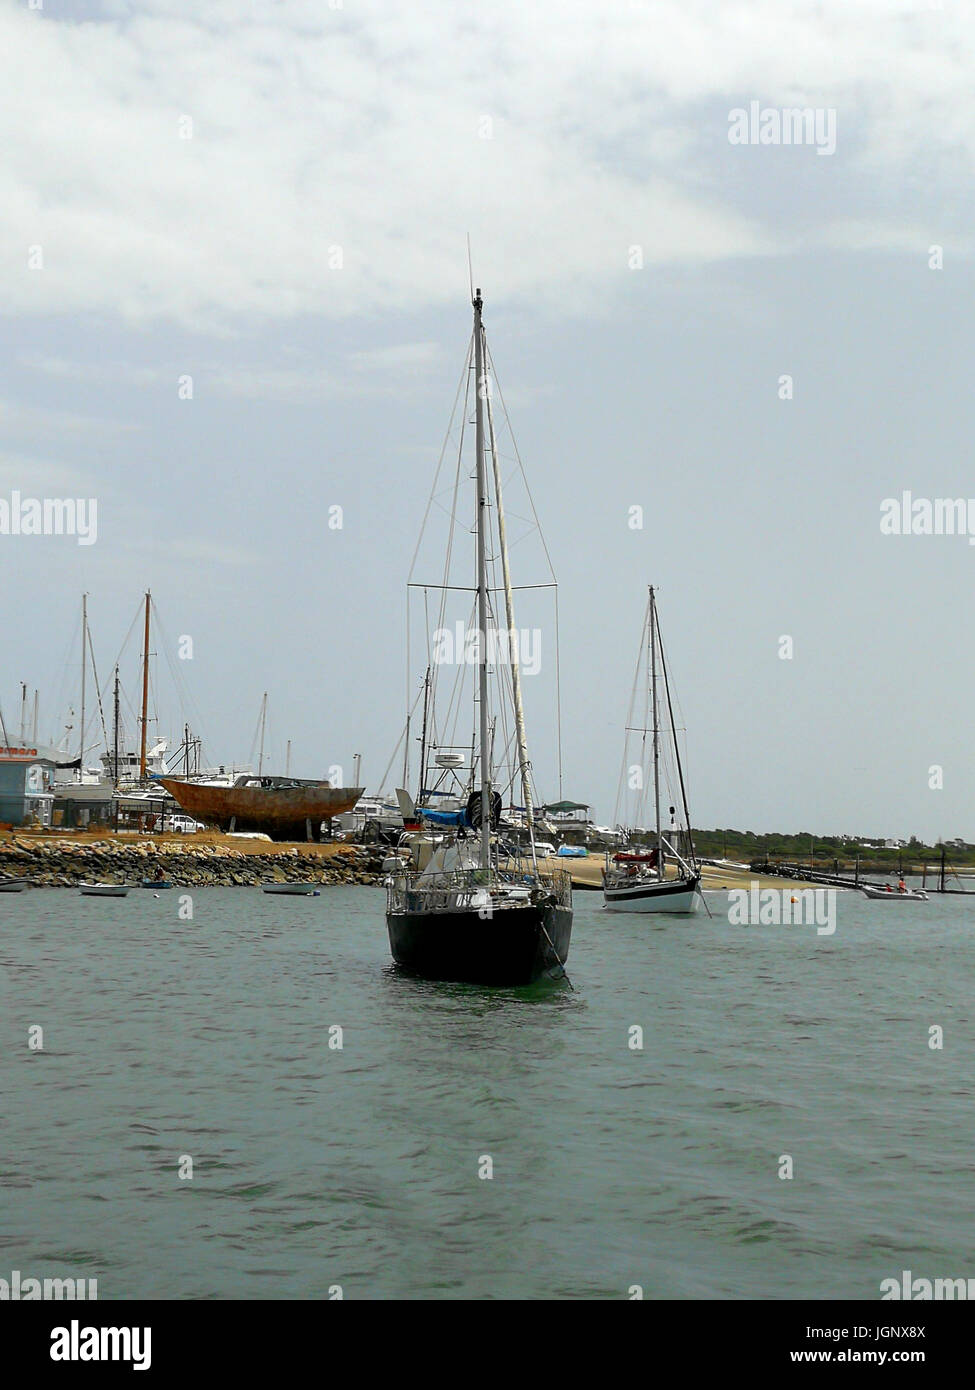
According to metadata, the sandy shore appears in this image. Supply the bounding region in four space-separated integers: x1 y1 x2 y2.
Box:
534 854 824 893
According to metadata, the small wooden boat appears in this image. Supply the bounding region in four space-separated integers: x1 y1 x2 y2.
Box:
262 883 321 896
861 885 929 902
79 883 130 897
0 878 29 893
140 880 173 889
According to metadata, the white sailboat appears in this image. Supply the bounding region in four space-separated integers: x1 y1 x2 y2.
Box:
603 587 703 915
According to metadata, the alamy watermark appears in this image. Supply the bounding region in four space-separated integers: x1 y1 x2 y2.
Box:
0 1269 97 1299
881 1269 975 1300
50 1320 150 1371
880 492 975 545
727 882 836 936
728 102 836 156
0 492 97 545
432 623 541 676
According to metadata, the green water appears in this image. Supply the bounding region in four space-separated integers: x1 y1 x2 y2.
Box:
2 885 973 1299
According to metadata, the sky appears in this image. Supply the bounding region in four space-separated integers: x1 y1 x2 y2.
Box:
1 0 973 840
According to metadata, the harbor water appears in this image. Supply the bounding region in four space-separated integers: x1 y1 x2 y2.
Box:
3 885 972 1299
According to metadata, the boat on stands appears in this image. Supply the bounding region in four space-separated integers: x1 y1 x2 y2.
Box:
159 773 363 841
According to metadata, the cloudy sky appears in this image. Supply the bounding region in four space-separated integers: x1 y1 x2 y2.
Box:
2 0 972 839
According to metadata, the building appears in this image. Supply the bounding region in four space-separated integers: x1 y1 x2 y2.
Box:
0 744 57 828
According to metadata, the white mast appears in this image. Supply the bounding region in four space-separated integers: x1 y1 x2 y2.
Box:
473 289 492 871
650 587 662 880
258 692 268 776
80 593 87 777
483 338 535 863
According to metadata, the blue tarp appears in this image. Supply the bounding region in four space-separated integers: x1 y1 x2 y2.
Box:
419 807 468 827
557 845 588 857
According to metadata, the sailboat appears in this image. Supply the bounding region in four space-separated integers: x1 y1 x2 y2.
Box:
384 288 573 985
603 587 703 914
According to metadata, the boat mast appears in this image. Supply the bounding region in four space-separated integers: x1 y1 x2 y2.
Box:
473 288 492 871
32 690 38 745
649 588 662 880
417 667 430 805
484 333 535 862
20 682 27 743
80 593 87 776
139 589 151 781
258 692 268 776
657 615 698 872
113 665 120 830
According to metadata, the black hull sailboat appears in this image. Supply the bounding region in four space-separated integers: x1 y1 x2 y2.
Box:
384 287 573 986
387 899 572 986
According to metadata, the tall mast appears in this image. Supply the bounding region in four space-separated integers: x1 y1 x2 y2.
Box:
473 288 492 871
286 740 292 776
484 335 535 862
258 692 268 776
32 690 38 744
80 593 87 776
139 590 151 780
113 665 121 831
657 613 698 872
20 682 27 743
113 667 120 784
650 588 662 879
417 667 430 804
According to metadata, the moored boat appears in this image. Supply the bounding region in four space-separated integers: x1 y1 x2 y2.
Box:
79 883 130 897
262 883 321 895
0 878 29 892
385 287 573 986
603 587 703 916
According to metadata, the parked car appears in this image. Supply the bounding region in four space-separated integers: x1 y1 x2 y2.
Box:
532 841 557 858
169 814 204 833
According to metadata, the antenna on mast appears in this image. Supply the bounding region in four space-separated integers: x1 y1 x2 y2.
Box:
467 233 475 305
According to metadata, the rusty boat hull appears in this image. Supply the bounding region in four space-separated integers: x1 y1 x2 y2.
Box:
159 777 364 841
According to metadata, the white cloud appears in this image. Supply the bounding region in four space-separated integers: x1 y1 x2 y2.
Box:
1 1 971 330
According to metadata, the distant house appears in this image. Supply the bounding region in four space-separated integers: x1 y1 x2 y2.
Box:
0 744 56 827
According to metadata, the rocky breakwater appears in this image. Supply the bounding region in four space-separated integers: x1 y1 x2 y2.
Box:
0 838 388 888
